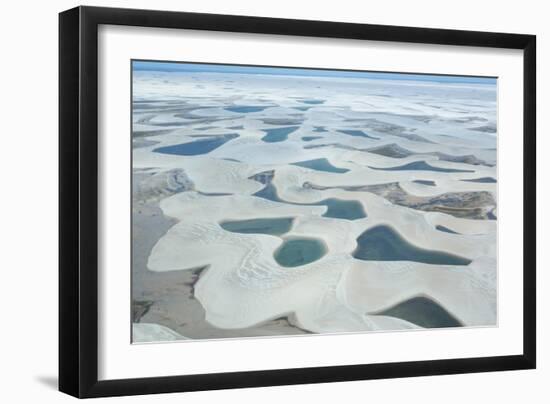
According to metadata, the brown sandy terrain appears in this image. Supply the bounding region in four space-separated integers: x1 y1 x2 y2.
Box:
131 171 311 340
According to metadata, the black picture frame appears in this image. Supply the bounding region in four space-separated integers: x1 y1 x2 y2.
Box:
59 5 536 398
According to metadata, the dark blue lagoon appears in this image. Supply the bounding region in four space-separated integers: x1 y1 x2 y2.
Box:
220 217 294 236
377 296 462 328
198 191 233 197
300 99 325 105
461 177 497 183
337 129 379 140
435 225 460 235
154 134 238 156
261 126 300 143
302 136 323 142
413 180 436 186
225 106 269 113
353 225 471 265
369 161 474 173
291 158 349 174
274 237 327 267
253 182 280 202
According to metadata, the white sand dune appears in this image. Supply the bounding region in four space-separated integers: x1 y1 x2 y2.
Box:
132 323 187 342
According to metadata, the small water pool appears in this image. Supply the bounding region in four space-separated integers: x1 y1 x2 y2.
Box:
413 180 436 186
274 237 327 267
377 296 463 328
320 198 366 220
262 126 300 143
302 136 323 142
291 158 349 174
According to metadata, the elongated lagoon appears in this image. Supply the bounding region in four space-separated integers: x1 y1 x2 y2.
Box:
369 160 474 173
353 225 471 265
413 180 436 186
300 99 325 105
225 106 269 113
154 134 238 156
461 177 497 183
220 217 293 236
337 129 379 140
302 136 323 142
435 225 460 234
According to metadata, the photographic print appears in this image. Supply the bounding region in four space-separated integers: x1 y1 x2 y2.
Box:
131 60 497 343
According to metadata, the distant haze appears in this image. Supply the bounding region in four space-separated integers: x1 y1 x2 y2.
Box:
133 60 497 85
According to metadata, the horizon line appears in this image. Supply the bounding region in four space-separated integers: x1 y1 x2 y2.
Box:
132 60 497 85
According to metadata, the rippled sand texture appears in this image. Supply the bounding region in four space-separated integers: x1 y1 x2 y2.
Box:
131 66 497 342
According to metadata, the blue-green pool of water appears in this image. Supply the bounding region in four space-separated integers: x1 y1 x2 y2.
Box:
461 177 497 183
291 158 349 173
300 99 325 105
261 126 300 143
225 106 269 113
153 134 238 156
220 217 294 236
337 129 379 140
377 296 463 328
353 225 471 265
274 237 327 267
